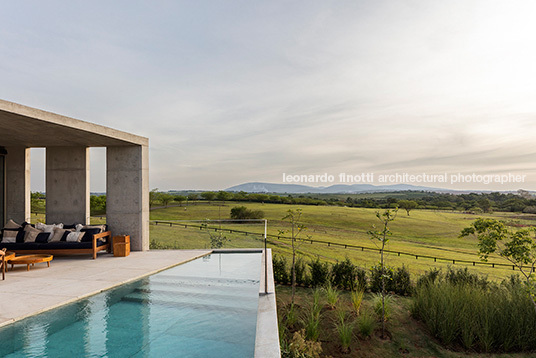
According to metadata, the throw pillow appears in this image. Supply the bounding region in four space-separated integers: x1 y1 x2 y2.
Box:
80 228 101 242
24 225 42 243
4 219 21 230
35 232 51 243
1 229 17 243
50 228 72 242
66 232 84 242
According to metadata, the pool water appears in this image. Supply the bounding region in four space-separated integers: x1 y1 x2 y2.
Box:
0 253 262 357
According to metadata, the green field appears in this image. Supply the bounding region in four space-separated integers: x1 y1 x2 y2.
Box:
149 202 536 281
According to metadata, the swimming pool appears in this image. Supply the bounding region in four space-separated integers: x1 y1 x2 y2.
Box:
0 252 262 357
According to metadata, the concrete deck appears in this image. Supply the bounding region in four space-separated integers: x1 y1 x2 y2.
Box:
0 250 211 328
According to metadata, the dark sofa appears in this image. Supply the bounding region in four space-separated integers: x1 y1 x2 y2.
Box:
1 221 111 259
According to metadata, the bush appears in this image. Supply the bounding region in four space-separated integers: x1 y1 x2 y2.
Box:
295 257 310 286
392 265 412 295
308 257 330 287
273 255 290 284
412 272 536 352
369 264 394 293
230 206 265 220
332 258 359 290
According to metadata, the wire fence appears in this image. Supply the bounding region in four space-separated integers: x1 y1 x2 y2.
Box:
151 220 534 272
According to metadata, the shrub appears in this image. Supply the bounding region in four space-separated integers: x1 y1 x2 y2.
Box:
273 255 290 284
445 267 489 289
283 329 323 358
369 264 394 293
308 257 330 287
230 205 265 220
392 265 412 295
331 258 358 290
295 257 310 287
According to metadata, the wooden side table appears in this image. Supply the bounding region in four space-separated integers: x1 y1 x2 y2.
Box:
113 235 130 257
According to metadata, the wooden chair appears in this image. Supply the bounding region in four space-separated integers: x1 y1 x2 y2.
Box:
1 248 6 280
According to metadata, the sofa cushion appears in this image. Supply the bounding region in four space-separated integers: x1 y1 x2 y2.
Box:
38 240 108 250
50 228 72 242
1 229 18 243
35 232 51 243
80 228 101 242
24 225 42 243
66 232 84 242
4 219 21 229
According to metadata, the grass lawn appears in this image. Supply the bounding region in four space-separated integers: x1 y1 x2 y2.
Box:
149 202 536 281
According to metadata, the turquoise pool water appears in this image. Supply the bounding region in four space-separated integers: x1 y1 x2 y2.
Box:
0 253 262 357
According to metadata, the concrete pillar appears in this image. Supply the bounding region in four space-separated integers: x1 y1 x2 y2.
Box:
5 147 30 223
106 145 149 251
46 147 90 225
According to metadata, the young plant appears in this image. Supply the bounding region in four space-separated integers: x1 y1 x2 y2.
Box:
335 319 354 354
312 288 322 319
373 292 392 321
324 283 340 310
368 208 398 338
280 209 310 305
351 288 365 316
357 309 376 338
304 311 321 342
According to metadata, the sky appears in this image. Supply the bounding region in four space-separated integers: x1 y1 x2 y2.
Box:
2 0 536 192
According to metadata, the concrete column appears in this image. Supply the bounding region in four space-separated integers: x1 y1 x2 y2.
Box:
46 147 90 225
5 147 30 223
106 145 149 251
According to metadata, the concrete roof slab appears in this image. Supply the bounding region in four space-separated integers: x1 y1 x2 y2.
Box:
0 99 148 147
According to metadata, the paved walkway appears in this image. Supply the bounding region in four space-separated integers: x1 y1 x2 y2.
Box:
0 250 211 327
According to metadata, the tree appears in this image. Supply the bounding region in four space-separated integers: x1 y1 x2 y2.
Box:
460 218 536 313
368 208 398 338
201 191 216 202
90 195 106 215
280 209 310 305
159 193 174 207
216 191 232 204
149 188 160 207
398 200 418 216
174 195 186 206
30 192 43 215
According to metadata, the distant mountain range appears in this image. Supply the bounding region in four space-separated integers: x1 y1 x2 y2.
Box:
225 182 456 194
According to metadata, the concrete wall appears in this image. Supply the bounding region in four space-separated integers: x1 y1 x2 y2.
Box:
106 145 149 251
5 147 30 223
46 147 90 225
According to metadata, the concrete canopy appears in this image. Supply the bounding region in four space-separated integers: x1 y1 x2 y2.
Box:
0 99 150 252
0 99 148 147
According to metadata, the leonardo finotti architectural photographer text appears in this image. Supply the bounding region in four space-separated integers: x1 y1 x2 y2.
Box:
282 172 526 185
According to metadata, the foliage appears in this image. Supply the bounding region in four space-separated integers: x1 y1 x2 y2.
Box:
351 288 365 315
372 293 392 321
282 329 322 358
295 257 310 286
412 274 536 352
308 257 330 288
90 194 106 215
230 205 265 220
331 257 359 290
201 222 229 249
273 254 290 284
398 199 418 216
392 265 413 295
304 311 321 342
324 283 340 310
335 318 354 353
357 309 376 338
460 218 536 311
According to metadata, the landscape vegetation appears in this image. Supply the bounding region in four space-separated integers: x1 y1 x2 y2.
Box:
30 190 536 357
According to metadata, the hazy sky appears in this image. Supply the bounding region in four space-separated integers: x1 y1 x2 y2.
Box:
2 1 536 192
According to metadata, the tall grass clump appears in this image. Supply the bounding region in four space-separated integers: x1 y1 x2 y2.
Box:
357 309 376 338
350 288 364 316
372 293 392 321
335 316 354 354
412 272 536 352
324 284 340 310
